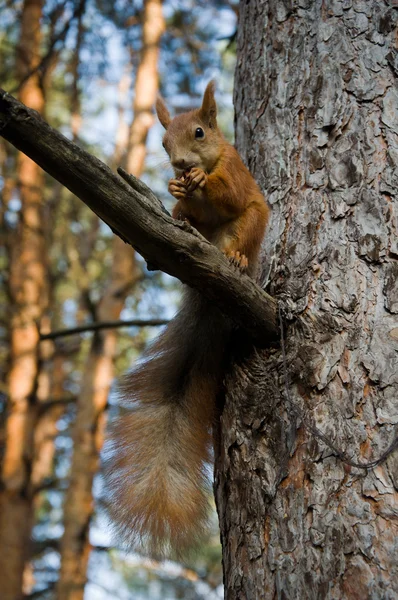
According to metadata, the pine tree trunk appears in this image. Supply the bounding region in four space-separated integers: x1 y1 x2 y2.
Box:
56 244 139 600
0 2 48 598
215 2 398 598
57 3 164 597
126 0 165 175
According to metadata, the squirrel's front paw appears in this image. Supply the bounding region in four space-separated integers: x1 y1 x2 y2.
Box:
168 178 187 200
185 167 207 192
224 250 249 272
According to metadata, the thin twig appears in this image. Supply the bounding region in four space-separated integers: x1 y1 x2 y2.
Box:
39 318 170 340
37 396 77 411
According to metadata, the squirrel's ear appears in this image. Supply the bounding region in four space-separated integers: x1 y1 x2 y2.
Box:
200 80 217 128
156 95 171 130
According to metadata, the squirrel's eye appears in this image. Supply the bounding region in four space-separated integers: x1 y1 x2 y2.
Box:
195 127 205 139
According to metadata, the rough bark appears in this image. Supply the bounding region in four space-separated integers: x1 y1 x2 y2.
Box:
0 2 48 598
215 2 398 599
0 91 278 342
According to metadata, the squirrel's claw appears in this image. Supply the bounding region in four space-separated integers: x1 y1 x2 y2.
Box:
185 167 207 192
169 178 187 201
225 250 249 272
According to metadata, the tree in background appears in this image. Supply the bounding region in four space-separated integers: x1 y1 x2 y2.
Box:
0 1 49 597
57 1 164 598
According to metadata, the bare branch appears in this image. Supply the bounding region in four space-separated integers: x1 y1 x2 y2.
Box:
39 318 170 340
0 89 278 344
37 396 77 412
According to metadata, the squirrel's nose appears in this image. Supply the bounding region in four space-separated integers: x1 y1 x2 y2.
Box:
172 158 188 170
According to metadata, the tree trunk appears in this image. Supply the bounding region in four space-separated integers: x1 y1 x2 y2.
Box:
0 2 48 598
126 0 165 176
56 244 139 600
57 3 164 598
215 2 398 599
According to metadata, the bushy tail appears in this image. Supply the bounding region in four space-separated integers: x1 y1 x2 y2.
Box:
103 289 231 555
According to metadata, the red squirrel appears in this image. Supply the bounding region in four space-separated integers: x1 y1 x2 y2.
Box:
104 81 270 555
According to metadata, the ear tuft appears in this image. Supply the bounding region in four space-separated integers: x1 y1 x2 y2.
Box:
156 95 171 130
199 80 217 128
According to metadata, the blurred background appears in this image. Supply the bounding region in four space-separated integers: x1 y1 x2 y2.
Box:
0 0 238 598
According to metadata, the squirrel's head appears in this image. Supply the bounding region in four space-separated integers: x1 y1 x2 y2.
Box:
156 81 224 175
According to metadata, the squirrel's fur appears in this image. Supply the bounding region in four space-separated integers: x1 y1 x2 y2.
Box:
104 82 270 555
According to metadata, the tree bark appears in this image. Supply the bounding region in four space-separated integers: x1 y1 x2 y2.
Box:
215 2 398 598
0 2 48 598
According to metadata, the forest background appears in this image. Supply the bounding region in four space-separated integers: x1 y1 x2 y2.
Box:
0 0 238 598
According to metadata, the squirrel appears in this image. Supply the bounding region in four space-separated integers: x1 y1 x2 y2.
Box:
104 81 270 556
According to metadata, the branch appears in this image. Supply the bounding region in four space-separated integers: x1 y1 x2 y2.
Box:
37 396 77 412
39 318 170 340
0 89 278 344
